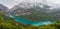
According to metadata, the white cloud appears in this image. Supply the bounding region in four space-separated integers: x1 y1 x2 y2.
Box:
0 0 60 9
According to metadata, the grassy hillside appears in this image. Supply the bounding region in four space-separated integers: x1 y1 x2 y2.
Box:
0 11 60 29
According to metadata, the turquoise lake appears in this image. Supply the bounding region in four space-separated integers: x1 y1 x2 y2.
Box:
9 13 57 26
9 15 52 26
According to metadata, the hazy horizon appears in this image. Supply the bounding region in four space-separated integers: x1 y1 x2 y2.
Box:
0 0 60 9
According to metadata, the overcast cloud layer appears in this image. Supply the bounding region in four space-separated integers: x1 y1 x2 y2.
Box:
0 0 60 9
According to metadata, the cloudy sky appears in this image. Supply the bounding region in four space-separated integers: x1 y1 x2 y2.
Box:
0 0 60 9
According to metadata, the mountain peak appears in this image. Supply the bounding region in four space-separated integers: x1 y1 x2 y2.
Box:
0 4 8 11
0 4 4 6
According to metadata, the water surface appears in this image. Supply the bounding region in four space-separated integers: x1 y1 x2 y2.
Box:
10 15 52 26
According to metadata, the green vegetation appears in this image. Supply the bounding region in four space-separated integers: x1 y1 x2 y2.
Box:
18 13 55 22
0 11 60 29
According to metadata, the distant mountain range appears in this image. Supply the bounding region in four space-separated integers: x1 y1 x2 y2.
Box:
0 2 60 19
9 2 60 21
10 2 54 16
